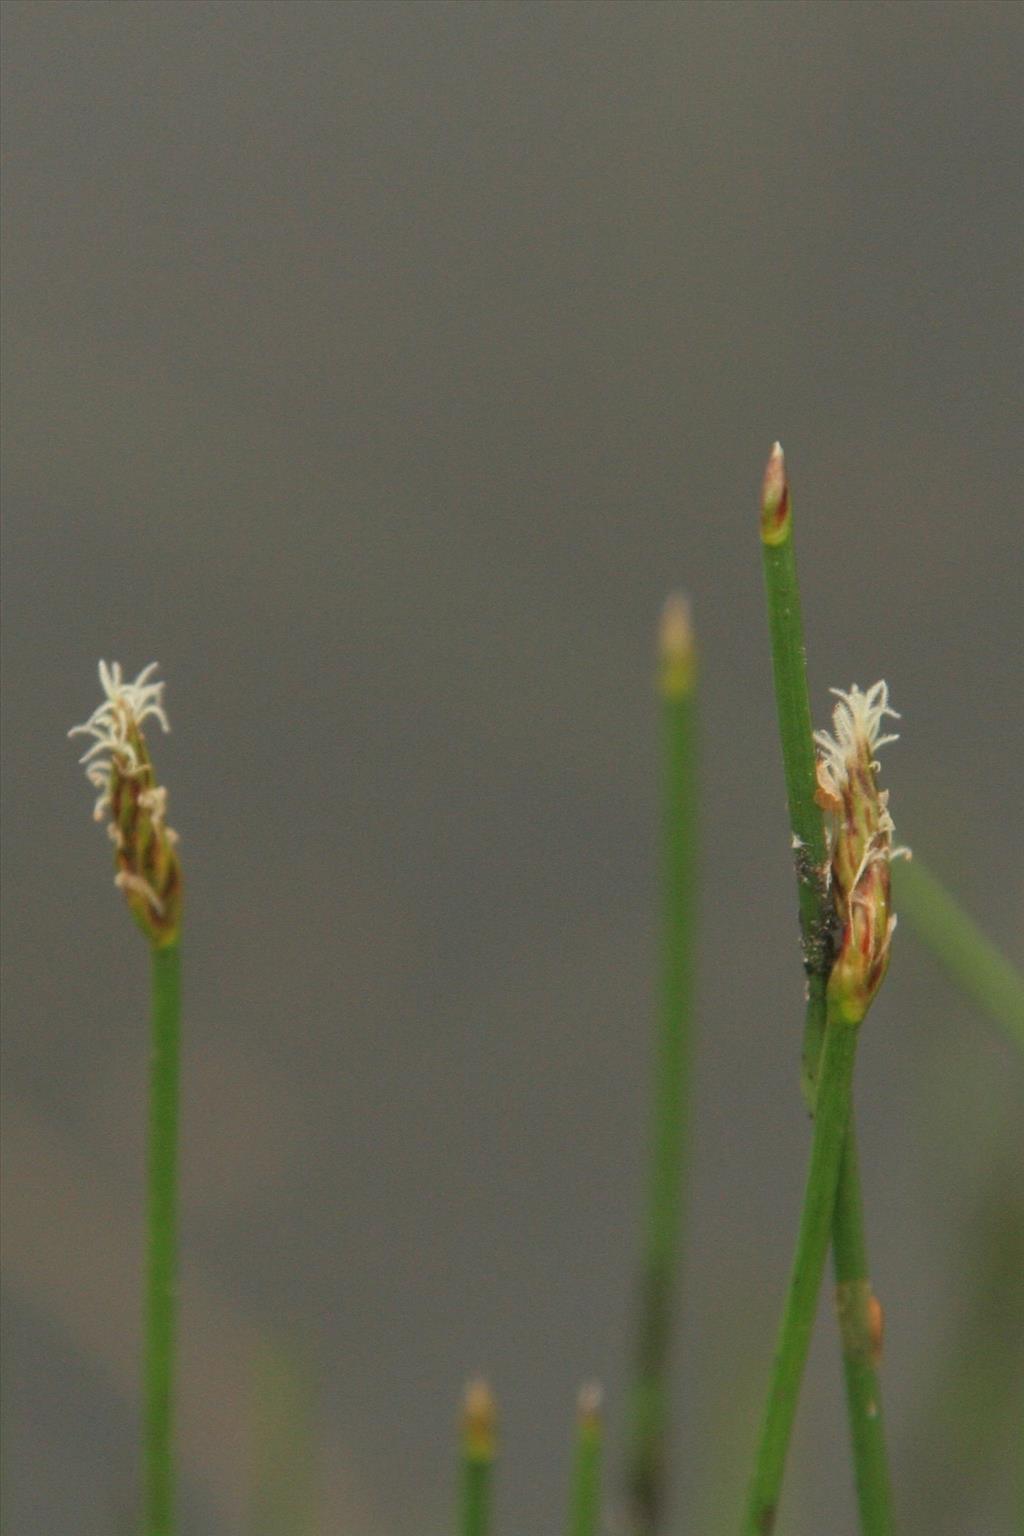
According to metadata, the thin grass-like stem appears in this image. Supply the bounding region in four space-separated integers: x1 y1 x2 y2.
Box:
144 940 183 1535
759 445 832 1099
459 1381 496 1536
756 445 894 1535
626 596 698 1534
742 1013 859 1536
567 1385 603 1536
894 856 1024 1056
832 1127 893 1530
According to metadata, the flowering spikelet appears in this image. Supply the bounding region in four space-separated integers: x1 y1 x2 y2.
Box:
814 681 907 1025
69 662 182 946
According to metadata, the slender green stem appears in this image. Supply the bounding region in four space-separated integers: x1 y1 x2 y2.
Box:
567 1386 603 1536
758 446 893 1533
459 1382 496 1536
144 941 182 1536
759 451 832 1100
460 1457 492 1536
832 1127 893 1534
626 598 697 1534
894 856 1024 1056
743 1016 859 1536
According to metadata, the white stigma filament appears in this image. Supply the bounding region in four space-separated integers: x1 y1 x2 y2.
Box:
813 681 900 796
69 661 171 815
138 785 168 828
114 869 165 916
814 680 910 893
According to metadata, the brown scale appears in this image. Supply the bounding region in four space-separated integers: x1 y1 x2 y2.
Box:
108 721 182 947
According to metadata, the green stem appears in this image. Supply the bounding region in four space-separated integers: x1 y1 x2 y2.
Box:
144 941 182 1536
759 459 832 1101
758 447 893 1531
894 856 1024 1057
460 1460 492 1536
626 602 697 1534
743 1016 859 1536
832 1127 894 1535
567 1388 603 1536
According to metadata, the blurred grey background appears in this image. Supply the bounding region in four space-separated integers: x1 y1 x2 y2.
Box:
2 2 1022 1533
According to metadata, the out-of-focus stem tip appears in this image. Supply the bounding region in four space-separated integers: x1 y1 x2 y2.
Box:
462 1378 497 1460
659 591 696 698
576 1381 604 1431
760 440 790 546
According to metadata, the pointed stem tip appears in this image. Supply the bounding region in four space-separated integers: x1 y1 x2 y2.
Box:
760 441 791 546
462 1379 497 1460
659 592 696 697
576 1381 604 1429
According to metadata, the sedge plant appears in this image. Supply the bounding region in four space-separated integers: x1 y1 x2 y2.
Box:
70 663 183 1536
625 594 698 1535
743 450 901 1535
59 523 1021 1536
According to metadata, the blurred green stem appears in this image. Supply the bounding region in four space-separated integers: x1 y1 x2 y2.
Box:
144 941 182 1535
895 856 1024 1056
626 596 697 1534
461 1456 492 1536
567 1386 603 1536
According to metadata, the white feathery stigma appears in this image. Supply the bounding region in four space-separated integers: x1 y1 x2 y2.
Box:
814 682 908 1020
68 661 170 818
813 681 900 796
814 680 910 906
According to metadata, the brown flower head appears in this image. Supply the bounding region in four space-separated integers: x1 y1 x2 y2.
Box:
69 662 182 946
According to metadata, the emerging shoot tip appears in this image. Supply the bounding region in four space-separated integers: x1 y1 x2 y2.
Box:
760 441 790 546
576 1381 604 1429
658 592 696 697
461 1379 497 1460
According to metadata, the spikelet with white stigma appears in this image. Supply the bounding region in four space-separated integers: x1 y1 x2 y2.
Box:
69 662 182 945
814 682 908 1024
